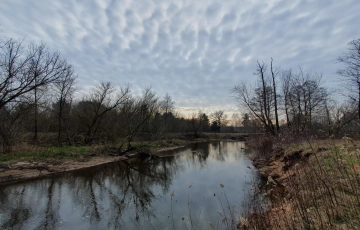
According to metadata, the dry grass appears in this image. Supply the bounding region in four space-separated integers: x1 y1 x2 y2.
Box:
241 137 360 230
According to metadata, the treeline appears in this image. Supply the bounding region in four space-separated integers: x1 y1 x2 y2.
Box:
0 37 228 153
232 39 360 138
2 35 358 153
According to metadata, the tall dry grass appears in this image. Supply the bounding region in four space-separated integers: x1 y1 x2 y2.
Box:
241 135 360 229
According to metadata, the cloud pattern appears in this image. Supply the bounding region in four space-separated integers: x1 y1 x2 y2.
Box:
1 0 359 114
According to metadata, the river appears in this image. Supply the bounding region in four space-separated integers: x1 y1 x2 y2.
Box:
0 141 259 230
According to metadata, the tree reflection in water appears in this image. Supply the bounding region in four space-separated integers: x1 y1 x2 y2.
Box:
0 141 258 230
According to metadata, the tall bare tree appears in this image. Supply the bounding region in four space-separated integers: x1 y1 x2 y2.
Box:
271 58 280 133
0 38 72 149
233 61 329 135
337 38 360 119
232 61 276 134
157 93 175 134
280 68 327 132
52 66 76 145
0 39 69 111
281 69 292 127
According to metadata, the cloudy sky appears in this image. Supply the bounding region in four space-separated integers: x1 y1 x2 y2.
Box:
0 0 359 116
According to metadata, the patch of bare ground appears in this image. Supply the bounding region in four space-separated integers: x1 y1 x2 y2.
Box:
0 156 128 185
0 133 249 186
241 137 360 230
0 144 189 185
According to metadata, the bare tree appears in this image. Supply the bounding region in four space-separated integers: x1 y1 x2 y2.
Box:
281 69 293 127
257 62 274 134
117 88 160 151
271 58 280 133
159 93 174 114
231 63 276 135
337 38 360 119
0 38 72 150
0 39 69 111
52 66 76 145
157 93 175 134
233 61 328 135
210 110 228 132
0 100 32 152
286 70 327 132
325 99 357 137
74 82 130 145
187 111 209 137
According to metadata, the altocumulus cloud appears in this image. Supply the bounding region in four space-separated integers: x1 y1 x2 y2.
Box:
0 0 359 115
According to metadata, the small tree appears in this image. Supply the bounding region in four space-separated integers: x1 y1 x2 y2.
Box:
242 113 251 127
117 88 160 151
210 110 228 132
187 111 209 137
74 82 129 145
211 121 220 132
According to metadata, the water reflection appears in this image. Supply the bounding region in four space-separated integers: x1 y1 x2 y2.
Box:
0 141 258 230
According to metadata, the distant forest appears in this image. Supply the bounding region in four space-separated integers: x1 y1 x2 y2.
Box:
1 36 359 153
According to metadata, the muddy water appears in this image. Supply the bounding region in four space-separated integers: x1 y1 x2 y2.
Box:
0 141 259 230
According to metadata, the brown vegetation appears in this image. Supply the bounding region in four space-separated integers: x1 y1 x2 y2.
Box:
241 135 360 229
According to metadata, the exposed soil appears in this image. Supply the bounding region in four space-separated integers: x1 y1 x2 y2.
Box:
242 139 360 229
0 133 249 185
238 143 317 229
0 146 187 186
0 155 129 185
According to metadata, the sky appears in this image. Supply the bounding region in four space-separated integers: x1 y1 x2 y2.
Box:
0 0 359 116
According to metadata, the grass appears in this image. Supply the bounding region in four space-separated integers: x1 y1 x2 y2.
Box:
0 145 90 163
242 136 360 229
0 132 248 164
0 139 196 164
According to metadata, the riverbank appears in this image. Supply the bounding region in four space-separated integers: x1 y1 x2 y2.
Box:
241 137 360 229
0 133 248 185
0 141 256 230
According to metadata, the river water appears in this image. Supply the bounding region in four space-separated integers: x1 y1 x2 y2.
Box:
0 141 259 230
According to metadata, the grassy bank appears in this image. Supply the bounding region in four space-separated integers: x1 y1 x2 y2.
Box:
0 132 248 185
0 132 248 164
0 145 91 163
241 136 360 229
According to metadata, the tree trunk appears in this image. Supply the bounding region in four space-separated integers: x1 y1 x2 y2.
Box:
271 58 280 133
57 100 63 145
358 83 360 119
33 87 38 142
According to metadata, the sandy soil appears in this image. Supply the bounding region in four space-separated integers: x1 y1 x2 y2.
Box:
0 155 129 185
0 146 189 185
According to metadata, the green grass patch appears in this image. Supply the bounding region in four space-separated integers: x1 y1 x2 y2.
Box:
0 146 90 163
